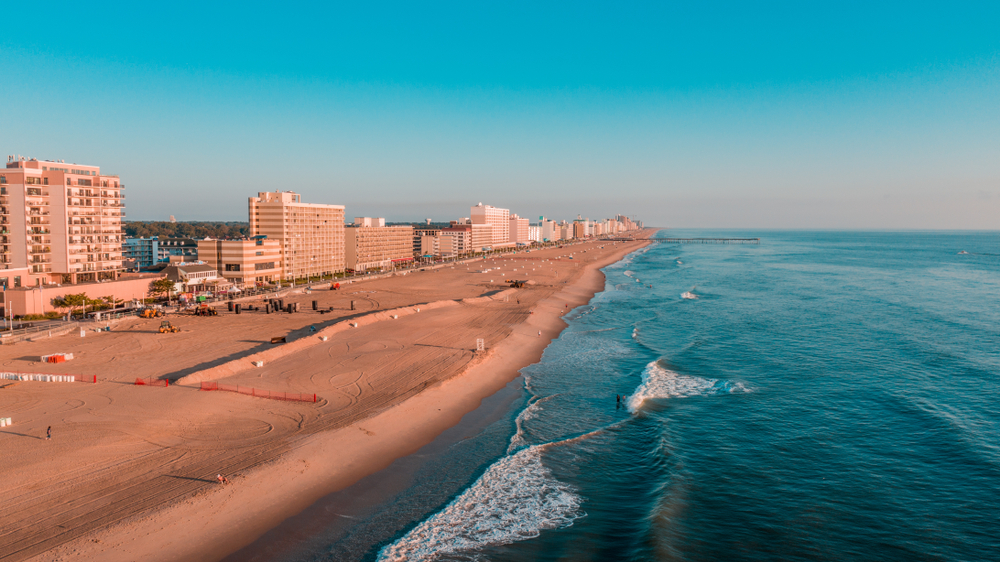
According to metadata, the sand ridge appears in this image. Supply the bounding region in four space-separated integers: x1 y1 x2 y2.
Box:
0 232 655 562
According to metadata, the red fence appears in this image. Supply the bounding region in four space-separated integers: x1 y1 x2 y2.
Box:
77 374 97 383
200 381 317 403
135 377 169 387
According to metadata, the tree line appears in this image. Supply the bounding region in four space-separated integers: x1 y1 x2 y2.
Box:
124 221 250 239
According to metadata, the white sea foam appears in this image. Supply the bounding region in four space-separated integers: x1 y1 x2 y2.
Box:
627 361 749 413
681 291 697 300
623 270 634 278
508 395 557 453
377 445 583 562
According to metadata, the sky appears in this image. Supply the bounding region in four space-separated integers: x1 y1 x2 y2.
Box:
2 1 998 229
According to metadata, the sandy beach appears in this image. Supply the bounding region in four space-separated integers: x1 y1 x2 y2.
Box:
0 231 654 562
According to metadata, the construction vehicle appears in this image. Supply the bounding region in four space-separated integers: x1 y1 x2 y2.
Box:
193 304 218 316
159 320 180 333
509 280 526 288
140 307 163 319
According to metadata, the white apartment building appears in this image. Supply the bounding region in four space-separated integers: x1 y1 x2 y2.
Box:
539 218 560 242
471 203 511 248
528 225 541 242
1 156 124 287
248 191 345 280
509 214 529 245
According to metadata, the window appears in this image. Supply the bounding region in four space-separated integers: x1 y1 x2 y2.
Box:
225 264 241 272
255 262 275 271
0 277 6 289
255 251 263 256
14 276 21 288
0 175 5 184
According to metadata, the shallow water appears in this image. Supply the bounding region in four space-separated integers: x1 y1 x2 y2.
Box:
260 231 1000 561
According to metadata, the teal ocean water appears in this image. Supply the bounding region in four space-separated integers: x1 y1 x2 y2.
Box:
232 231 1000 562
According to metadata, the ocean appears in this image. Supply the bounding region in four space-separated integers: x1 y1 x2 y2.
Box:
229 230 1000 562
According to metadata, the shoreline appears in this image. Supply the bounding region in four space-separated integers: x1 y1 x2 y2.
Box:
26 234 655 562
222 375 528 562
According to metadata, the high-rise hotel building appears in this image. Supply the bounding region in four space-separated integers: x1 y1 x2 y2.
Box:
248 191 345 280
470 203 511 248
1 156 124 288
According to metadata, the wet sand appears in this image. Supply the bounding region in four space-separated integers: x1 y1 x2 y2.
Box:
0 231 654 562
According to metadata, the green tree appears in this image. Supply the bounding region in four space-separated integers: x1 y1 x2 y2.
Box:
149 278 176 302
52 293 89 318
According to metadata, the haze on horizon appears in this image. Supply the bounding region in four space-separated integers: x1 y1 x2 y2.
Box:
2 1 997 230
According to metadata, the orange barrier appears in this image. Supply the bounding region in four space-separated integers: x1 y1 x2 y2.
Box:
135 377 169 387
200 381 316 403
77 374 97 383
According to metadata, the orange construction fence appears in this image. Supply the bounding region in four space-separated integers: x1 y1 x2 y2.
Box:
200 381 317 403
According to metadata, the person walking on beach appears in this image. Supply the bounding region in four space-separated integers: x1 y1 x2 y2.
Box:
217 474 229 485
46 426 51 440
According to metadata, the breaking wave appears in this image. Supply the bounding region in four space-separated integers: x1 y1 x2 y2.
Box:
627 361 749 413
508 395 558 453
376 445 583 562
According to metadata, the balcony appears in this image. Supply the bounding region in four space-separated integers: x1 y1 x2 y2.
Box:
30 246 52 254
31 265 52 273
30 257 51 264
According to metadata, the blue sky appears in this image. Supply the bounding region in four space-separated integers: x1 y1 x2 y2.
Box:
2 1 998 228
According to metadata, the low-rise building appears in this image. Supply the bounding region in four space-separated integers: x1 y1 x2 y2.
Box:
197 238 282 287
441 226 472 256
443 223 492 253
417 234 439 257
157 238 198 263
344 218 414 272
413 228 441 257
160 262 220 293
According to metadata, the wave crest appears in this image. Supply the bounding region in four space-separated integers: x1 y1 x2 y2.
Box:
377 445 583 562
627 361 749 413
